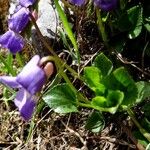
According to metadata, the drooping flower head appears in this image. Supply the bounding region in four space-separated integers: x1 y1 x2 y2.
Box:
69 0 85 6
94 0 118 11
0 30 24 54
0 55 47 120
8 7 30 33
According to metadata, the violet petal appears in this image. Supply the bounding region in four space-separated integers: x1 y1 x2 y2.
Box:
94 0 118 11
19 0 36 7
14 89 36 121
8 7 30 33
0 76 21 88
69 0 85 6
0 30 24 54
17 55 46 94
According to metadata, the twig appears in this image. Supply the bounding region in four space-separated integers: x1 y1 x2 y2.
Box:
141 41 149 73
114 51 150 77
121 125 145 150
61 120 88 149
87 136 136 149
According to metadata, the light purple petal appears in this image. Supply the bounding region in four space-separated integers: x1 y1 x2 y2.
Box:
19 0 36 7
8 7 30 33
0 30 24 54
69 0 85 6
14 5 23 13
24 55 40 66
94 0 118 11
14 89 36 121
17 55 46 94
27 69 46 94
0 76 21 88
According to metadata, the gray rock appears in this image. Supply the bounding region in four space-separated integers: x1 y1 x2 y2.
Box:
34 0 57 38
31 0 59 56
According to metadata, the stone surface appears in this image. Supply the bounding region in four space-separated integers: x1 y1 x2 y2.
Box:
34 0 57 38
31 0 58 56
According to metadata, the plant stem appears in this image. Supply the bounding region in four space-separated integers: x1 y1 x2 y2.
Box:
30 13 81 80
127 108 150 142
54 0 80 63
30 12 90 104
58 64 77 92
58 64 90 104
96 7 108 47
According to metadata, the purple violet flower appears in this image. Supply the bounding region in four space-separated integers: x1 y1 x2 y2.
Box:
19 0 36 7
94 0 118 11
8 7 30 33
69 0 85 6
0 55 47 121
0 30 24 54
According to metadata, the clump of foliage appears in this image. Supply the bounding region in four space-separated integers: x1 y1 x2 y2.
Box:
0 0 150 149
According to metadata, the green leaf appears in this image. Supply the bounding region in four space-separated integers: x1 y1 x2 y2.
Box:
113 67 135 87
93 53 113 76
113 67 138 106
141 117 150 133
6 53 13 67
85 111 105 133
26 121 35 143
144 17 150 32
102 73 123 90
43 84 78 113
136 81 150 103
16 53 24 67
127 5 143 39
0 53 16 76
91 90 124 114
144 23 150 32
84 66 105 94
54 0 80 63
92 96 107 108
106 90 124 108
133 131 149 148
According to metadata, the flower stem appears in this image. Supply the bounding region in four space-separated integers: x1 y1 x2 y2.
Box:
127 108 150 142
30 13 81 80
30 12 90 104
96 7 108 47
58 64 90 104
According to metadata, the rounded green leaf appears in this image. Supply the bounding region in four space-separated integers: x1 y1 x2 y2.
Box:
113 67 138 106
91 90 124 114
113 67 135 87
127 5 143 39
43 84 78 113
136 81 150 103
93 53 113 76
84 66 105 94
